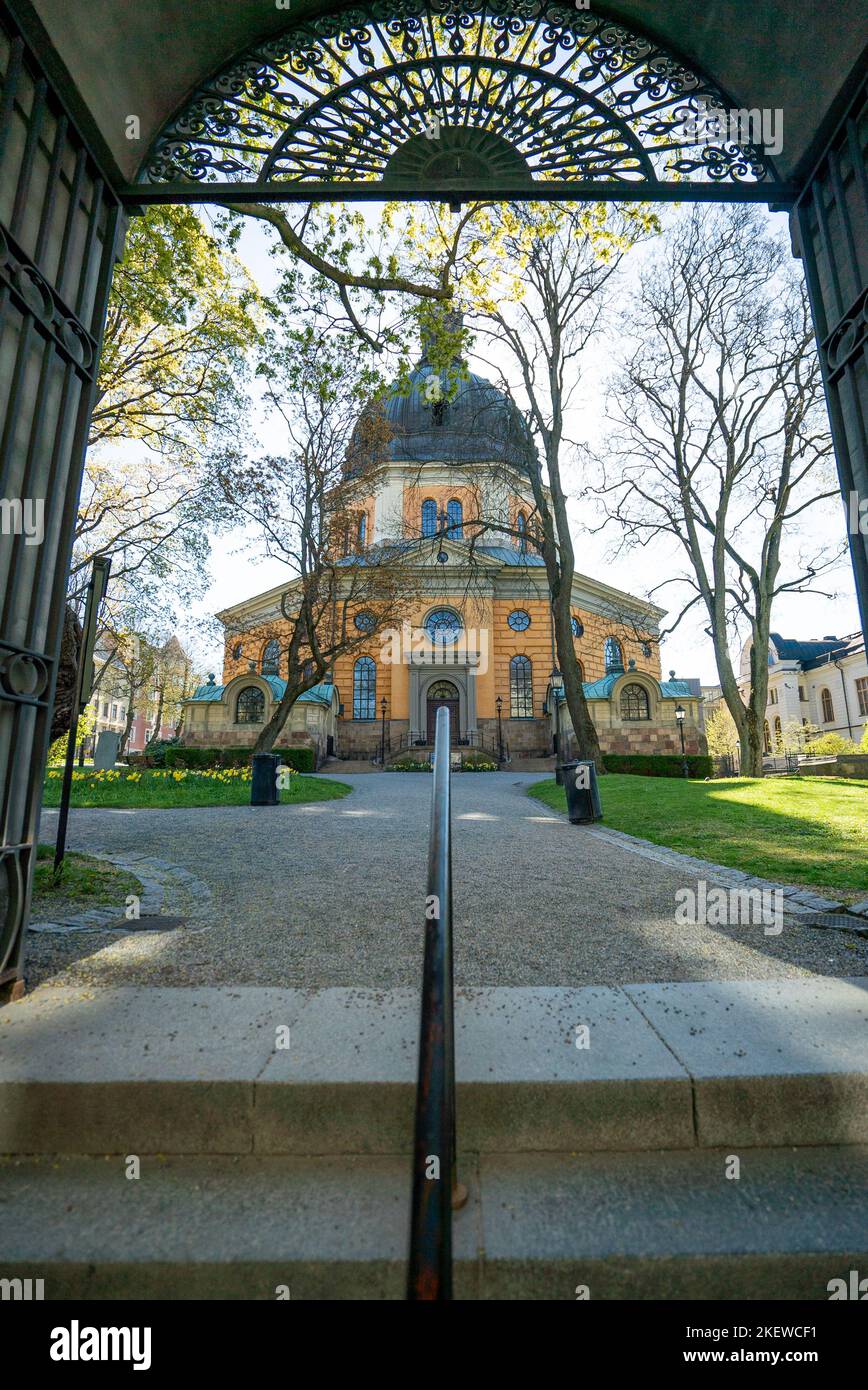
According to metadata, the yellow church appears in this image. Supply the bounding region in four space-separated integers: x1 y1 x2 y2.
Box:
182 344 704 766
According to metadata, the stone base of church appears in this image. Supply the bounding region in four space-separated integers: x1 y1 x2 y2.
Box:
600 728 707 757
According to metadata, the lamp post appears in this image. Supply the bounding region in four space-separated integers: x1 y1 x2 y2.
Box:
495 694 504 763
675 703 689 779
380 696 388 766
550 666 564 785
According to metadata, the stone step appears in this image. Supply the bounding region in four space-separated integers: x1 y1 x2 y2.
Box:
317 759 379 773
1 982 866 1156
2 1145 865 1299
510 755 557 771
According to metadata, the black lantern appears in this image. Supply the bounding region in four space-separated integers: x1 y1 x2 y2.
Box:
380 696 388 766
550 667 564 784
675 703 688 778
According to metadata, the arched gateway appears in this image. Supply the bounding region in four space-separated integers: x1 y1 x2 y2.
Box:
0 0 865 1000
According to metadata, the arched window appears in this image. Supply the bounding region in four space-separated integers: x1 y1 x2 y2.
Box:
510 654 533 718
446 498 463 538
353 656 376 720
303 660 315 680
261 639 280 675
516 511 527 553
236 687 265 724
231 641 243 661
357 512 367 547
774 715 783 749
763 720 771 754
821 687 834 723
421 498 437 537
577 659 585 683
604 637 624 673
620 683 650 721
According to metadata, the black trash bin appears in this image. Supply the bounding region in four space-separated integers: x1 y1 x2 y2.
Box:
561 759 602 824
251 752 280 806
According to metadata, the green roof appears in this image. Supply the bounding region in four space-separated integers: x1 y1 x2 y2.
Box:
188 677 334 706
552 675 694 701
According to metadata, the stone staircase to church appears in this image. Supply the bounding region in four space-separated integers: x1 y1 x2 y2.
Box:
1 981 867 1299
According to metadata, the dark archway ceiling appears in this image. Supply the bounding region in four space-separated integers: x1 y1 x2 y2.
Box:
13 0 868 194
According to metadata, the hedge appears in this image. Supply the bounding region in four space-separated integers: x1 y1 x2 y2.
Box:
165 745 316 773
602 752 713 779
127 738 177 769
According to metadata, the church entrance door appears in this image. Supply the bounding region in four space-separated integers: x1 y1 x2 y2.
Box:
426 681 460 745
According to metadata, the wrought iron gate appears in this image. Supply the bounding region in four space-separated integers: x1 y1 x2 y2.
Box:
0 9 122 992
793 75 868 632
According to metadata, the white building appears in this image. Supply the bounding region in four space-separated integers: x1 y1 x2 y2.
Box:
739 631 867 751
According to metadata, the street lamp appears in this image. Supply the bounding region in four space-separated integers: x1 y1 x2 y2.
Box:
550 666 564 785
495 694 504 763
380 696 388 766
675 703 689 779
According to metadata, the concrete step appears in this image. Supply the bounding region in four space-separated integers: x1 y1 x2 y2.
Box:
1 982 866 1156
2 1145 866 1299
317 759 378 773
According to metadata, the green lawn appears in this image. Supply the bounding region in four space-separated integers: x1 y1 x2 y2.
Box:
529 775 868 899
32 843 143 918
42 768 351 809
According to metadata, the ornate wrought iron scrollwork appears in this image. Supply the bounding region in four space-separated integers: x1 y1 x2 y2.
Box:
142 2 777 192
0 221 97 375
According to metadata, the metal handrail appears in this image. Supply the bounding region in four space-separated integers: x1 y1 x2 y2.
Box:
407 705 465 1299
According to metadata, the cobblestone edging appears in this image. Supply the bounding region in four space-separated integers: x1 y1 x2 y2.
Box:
28 853 215 935
584 823 862 918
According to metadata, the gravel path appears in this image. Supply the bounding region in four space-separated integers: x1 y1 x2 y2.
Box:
28 773 868 989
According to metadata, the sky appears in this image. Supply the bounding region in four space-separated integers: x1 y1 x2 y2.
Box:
186 202 861 687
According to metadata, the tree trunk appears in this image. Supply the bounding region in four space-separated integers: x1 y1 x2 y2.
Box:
50 605 83 743
147 686 165 746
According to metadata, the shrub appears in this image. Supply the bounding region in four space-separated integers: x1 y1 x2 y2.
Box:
460 760 498 771
602 752 713 779
130 738 178 768
803 732 856 756
165 744 315 772
386 759 433 772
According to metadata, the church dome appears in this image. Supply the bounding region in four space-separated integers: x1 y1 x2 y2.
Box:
352 354 536 472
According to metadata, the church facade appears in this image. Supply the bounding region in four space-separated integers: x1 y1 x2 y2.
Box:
183 349 705 764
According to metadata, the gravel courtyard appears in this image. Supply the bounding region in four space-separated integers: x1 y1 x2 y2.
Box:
28 773 868 989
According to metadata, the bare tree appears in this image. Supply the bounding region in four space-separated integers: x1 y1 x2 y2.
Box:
468 204 654 768
217 324 414 754
591 206 840 775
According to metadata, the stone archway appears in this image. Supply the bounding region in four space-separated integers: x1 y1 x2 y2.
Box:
0 1 865 1001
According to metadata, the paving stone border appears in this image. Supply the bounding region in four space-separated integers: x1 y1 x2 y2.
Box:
28 853 214 936
585 823 849 917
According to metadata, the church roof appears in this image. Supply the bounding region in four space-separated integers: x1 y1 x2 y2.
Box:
554 675 694 701
353 356 536 470
188 677 334 705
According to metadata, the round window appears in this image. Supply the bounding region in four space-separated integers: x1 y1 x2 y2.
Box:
508 609 531 632
424 609 463 645
354 611 376 634
571 616 584 638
